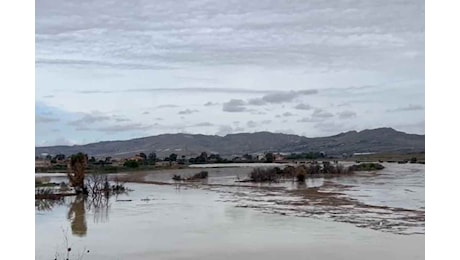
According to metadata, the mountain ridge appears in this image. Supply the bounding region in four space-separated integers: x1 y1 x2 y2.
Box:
36 127 425 158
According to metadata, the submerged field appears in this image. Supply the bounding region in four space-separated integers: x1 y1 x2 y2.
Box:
36 162 424 260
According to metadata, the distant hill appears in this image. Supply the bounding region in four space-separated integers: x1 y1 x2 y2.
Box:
35 128 424 158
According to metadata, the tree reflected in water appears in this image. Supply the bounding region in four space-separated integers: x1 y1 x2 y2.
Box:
35 198 65 211
86 192 111 224
67 195 87 237
36 175 129 237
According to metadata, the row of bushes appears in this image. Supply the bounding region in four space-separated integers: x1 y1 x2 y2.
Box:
247 162 354 183
247 162 385 183
172 171 209 181
348 163 385 171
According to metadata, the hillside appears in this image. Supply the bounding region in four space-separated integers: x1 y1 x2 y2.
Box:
35 128 424 158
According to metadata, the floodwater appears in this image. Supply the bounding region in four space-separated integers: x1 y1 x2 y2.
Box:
36 163 424 259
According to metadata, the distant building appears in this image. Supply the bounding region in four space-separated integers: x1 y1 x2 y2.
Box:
128 155 146 162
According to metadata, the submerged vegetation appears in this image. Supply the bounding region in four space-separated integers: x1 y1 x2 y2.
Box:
36 152 128 201
349 163 385 171
172 171 208 181
245 162 356 183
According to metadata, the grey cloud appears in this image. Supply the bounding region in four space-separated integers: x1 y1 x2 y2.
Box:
69 114 111 126
35 0 424 143
36 58 172 70
250 111 267 115
36 0 423 72
204 101 219 106
261 120 272 124
142 111 150 115
178 109 199 115
126 88 270 94
73 88 271 95
36 115 60 124
238 90 316 107
96 123 152 133
248 98 267 106
282 112 294 117
247 120 258 128
223 99 247 112
297 117 321 123
261 90 317 104
192 122 214 127
43 95 54 98
157 104 179 108
387 104 424 112
294 103 313 110
337 111 357 119
312 109 334 118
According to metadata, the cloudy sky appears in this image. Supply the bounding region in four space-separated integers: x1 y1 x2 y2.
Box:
35 0 424 146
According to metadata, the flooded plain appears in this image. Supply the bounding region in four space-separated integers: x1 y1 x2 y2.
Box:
36 163 424 259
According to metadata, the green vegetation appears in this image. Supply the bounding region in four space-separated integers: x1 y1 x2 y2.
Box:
246 163 354 183
349 163 385 171
265 152 274 163
172 171 208 181
286 152 325 160
123 160 139 168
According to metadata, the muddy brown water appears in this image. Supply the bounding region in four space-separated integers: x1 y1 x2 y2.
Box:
36 163 424 259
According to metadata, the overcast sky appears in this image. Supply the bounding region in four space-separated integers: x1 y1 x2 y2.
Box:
35 0 424 146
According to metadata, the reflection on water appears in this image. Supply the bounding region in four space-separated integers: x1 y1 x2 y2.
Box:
36 192 114 237
35 198 65 211
67 196 87 237
86 192 111 224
